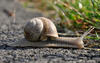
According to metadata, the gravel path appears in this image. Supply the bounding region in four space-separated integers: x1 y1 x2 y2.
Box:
0 0 100 63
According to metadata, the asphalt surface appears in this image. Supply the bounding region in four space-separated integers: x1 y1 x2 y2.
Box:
0 0 100 63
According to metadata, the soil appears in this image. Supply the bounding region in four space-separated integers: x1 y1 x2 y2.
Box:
0 0 100 63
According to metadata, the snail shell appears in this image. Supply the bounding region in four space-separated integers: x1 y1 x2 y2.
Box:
24 17 58 42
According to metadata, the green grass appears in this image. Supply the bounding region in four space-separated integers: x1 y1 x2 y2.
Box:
22 0 100 31
46 0 100 30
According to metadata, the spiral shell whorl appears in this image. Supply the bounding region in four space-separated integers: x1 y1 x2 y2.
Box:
24 18 44 41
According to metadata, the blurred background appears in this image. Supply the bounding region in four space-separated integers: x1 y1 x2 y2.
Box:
17 0 100 40
18 0 100 29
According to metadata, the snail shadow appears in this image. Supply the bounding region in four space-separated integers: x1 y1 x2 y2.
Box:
0 45 78 50
0 38 79 50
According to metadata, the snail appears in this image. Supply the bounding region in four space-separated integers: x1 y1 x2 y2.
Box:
8 17 94 48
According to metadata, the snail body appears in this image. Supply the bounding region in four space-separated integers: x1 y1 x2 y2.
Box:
8 17 94 48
